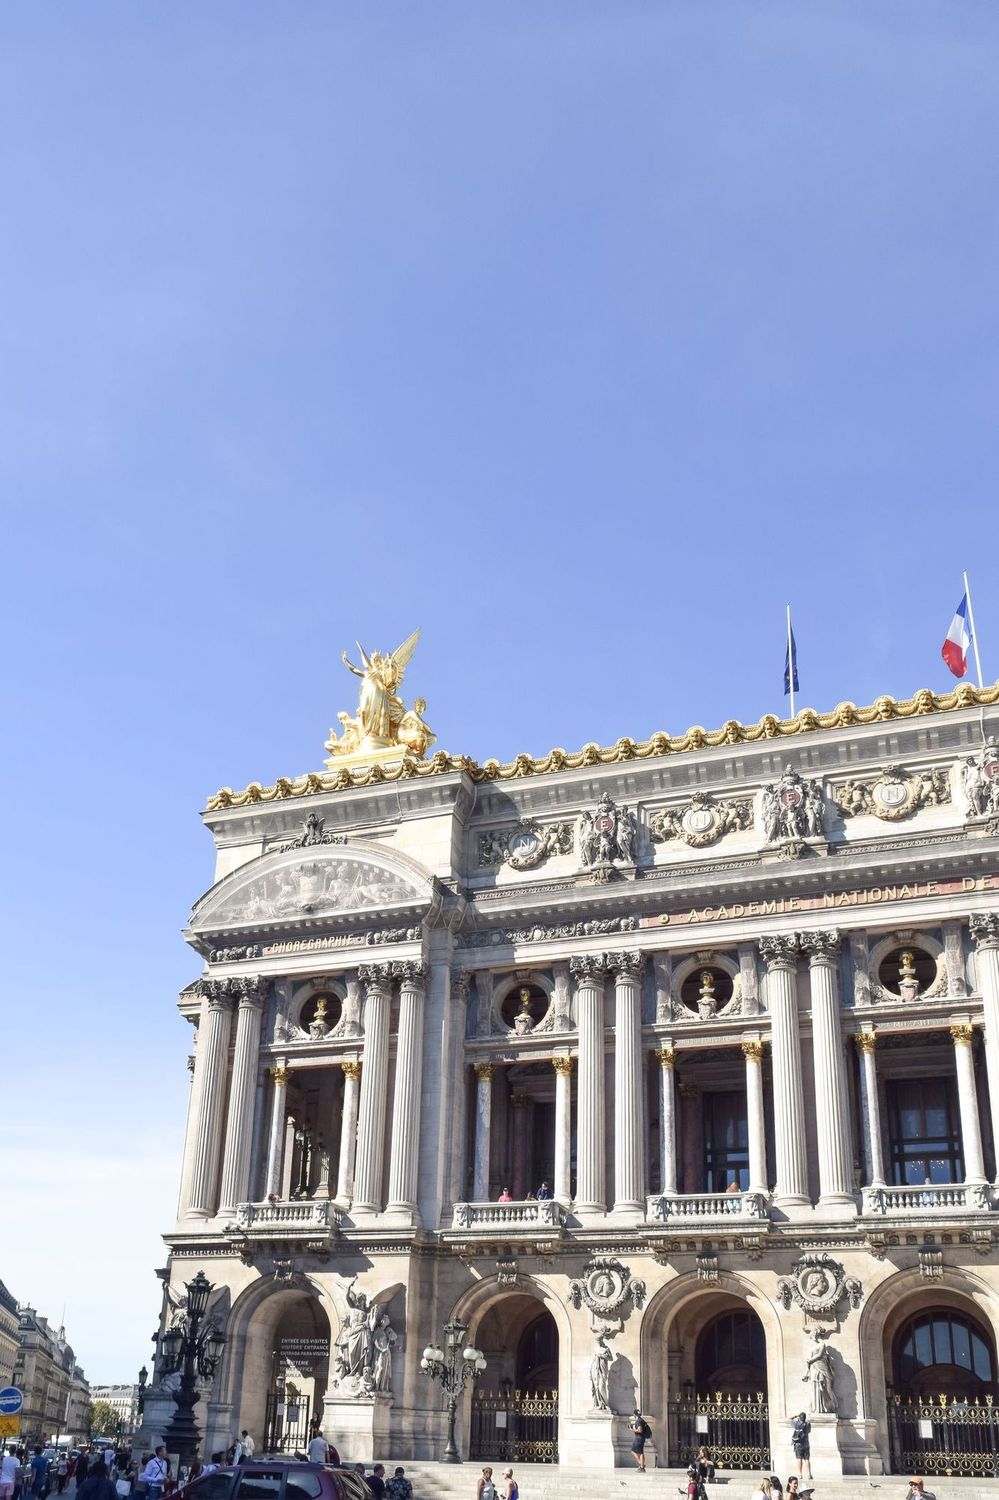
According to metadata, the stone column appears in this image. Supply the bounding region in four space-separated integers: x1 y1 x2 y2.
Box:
175 1039 199 1218
511 1094 530 1200
552 1057 573 1202
352 965 393 1213
655 1047 677 1195
611 952 646 1213
679 1083 701 1193
801 932 854 1205
951 1024 987 1183
264 1064 291 1198
855 1033 885 1186
186 981 236 1217
386 961 429 1216
741 1041 768 1193
759 935 809 1206
472 1063 493 1201
218 977 268 1212
570 954 609 1213
335 1062 361 1203
970 914 999 1176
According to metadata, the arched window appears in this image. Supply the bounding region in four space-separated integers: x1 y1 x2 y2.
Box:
894 1310 996 1394
695 1310 767 1393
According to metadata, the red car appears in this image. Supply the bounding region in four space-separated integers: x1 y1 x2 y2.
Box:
178 1464 373 1500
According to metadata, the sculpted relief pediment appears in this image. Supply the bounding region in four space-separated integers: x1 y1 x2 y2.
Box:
191 845 431 933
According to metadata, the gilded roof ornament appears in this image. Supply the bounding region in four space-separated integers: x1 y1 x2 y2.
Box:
324 629 435 767
206 679 999 811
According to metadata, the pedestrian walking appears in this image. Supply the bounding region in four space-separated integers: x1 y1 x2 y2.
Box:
385 1468 411 1500
367 1465 386 1500
75 1456 90 1492
499 1469 518 1500
790 1414 812 1481
696 1448 714 1483
55 1459 68 1497
628 1409 651 1472
76 1467 116 1500
137 1450 168 1500
1 1450 19 1500
29 1449 48 1500
476 1466 497 1500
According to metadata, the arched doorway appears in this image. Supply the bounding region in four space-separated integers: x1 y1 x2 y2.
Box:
886 1303 998 1476
233 1292 332 1455
668 1298 770 1471
470 1295 559 1464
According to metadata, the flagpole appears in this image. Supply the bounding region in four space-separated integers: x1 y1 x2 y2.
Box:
963 569 985 690
786 602 795 717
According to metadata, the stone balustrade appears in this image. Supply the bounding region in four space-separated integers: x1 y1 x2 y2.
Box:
451 1199 564 1230
231 1199 341 1232
646 1190 770 1223
861 1183 996 1216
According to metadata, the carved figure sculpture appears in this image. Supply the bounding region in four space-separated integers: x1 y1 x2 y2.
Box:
804 1329 837 1415
326 631 434 759
576 793 638 868
962 738 999 815
762 767 825 843
333 1280 372 1384
590 1334 615 1411
371 1315 397 1394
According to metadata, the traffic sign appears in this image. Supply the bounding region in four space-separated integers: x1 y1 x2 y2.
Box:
0 1416 20 1439
0 1389 22 1417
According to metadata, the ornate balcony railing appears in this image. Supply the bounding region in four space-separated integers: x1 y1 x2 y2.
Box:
230 1200 341 1233
647 1191 770 1223
862 1182 996 1216
451 1199 564 1231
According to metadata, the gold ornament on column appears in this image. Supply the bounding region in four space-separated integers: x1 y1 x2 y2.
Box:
341 1061 362 1081
950 1023 975 1046
741 1041 765 1063
270 1065 291 1085
551 1056 574 1077
654 1047 676 1070
855 1032 877 1054
474 1062 494 1081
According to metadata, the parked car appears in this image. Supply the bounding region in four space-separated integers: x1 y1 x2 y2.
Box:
177 1463 373 1500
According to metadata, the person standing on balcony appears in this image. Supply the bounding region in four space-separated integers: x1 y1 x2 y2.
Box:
497 1187 513 1203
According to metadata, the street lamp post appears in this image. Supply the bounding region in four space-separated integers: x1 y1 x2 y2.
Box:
158 1272 226 1474
420 1319 486 1464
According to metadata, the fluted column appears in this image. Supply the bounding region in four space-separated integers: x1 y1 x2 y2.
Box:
472 1063 493 1201
218 977 269 1212
571 954 609 1213
386 961 429 1215
186 982 236 1217
759 935 809 1206
970 915 999 1177
855 1033 885 1186
264 1064 291 1197
951 1024 987 1183
741 1041 768 1193
353 965 393 1213
511 1094 530 1199
655 1048 677 1195
552 1057 573 1202
335 1062 361 1203
801 932 854 1204
611 952 646 1213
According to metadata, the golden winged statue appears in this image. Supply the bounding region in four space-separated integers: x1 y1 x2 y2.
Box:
325 629 435 762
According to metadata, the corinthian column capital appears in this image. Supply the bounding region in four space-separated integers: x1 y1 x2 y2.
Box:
197 978 237 1011
800 930 840 963
391 959 431 988
610 950 646 980
357 963 393 995
759 934 800 972
570 954 609 983
970 913 999 952
234 975 270 1007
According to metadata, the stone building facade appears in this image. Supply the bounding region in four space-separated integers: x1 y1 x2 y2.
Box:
14 1309 88 1446
0 1282 18 1391
91 1384 141 1440
153 681 999 1477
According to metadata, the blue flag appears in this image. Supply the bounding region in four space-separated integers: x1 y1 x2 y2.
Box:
784 626 799 695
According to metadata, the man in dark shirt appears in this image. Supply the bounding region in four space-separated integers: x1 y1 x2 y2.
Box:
367 1465 386 1500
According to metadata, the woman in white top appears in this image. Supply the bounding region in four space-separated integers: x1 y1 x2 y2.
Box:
750 1478 773 1500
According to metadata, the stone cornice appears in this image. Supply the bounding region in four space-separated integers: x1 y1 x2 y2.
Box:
206 681 999 810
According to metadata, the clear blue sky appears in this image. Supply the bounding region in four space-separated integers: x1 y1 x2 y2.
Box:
1 3 996 1382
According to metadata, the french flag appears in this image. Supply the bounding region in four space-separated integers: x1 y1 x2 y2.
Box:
942 593 972 678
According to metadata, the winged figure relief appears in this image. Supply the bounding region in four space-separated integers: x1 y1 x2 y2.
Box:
326 628 435 758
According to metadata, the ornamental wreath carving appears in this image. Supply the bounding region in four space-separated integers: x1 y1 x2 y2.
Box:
776 1254 862 1319
834 764 950 821
649 790 753 848
478 820 574 870
576 793 638 868
760 766 826 844
568 1257 646 1331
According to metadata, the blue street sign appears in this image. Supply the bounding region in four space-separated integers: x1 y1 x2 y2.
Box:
0 1389 23 1416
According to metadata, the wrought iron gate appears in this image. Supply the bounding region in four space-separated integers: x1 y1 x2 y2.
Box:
888 1393 999 1477
264 1392 312 1454
470 1387 559 1463
669 1391 770 1470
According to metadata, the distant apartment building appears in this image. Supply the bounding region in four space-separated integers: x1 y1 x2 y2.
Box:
14 1308 88 1445
90 1384 140 1439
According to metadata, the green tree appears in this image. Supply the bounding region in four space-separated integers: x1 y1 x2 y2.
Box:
89 1401 120 1438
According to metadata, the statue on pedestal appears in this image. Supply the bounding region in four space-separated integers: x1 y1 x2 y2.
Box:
590 1334 615 1411
803 1328 837 1415
326 631 435 762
